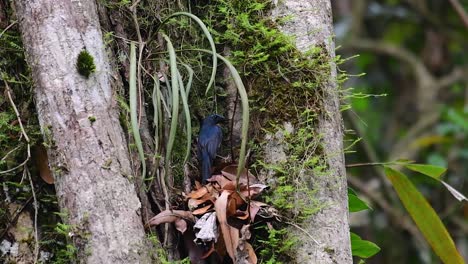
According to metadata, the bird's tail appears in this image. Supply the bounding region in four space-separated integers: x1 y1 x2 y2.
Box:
201 151 212 183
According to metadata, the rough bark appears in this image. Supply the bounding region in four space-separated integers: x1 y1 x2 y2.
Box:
15 0 152 263
271 1 352 263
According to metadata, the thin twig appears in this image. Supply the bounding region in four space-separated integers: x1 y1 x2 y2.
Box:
345 162 386 168
5 81 29 143
1 146 21 163
448 0 468 29
0 21 17 39
0 195 34 240
283 220 319 245
1 81 31 174
3 78 39 263
25 166 39 264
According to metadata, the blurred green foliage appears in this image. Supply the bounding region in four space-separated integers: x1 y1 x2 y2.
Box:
335 0 468 263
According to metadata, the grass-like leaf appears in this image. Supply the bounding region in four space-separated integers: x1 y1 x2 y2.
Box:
180 63 194 97
177 69 192 163
384 166 464 264
129 42 146 183
158 12 217 95
194 50 249 188
161 33 180 180
151 75 162 156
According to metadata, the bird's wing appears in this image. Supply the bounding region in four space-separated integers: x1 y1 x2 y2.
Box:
206 125 222 160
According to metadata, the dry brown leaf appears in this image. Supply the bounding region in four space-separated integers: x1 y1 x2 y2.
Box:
215 191 239 262
175 218 188 234
201 243 215 259
147 210 194 227
235 209 250 220
227 194 238 216
188 192 216 210
245 242 257 264
209 174 232 189
222 181 236 191
229 191 245 207
183 230 206 264
33 145 54 184
241 184 268 198
187 185 212 199
236 226 257 264
192 204 213 215
221 165 258 184
249 201 268 222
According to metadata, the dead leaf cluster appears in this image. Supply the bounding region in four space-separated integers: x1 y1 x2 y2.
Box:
148 165 276 263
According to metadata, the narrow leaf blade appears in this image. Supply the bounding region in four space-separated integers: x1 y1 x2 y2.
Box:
405 164 447 180
384 166 464 264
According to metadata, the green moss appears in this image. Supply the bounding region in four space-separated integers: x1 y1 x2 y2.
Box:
88 116 97 123
200 0 331 125
195 1 335 262
76 50 96 78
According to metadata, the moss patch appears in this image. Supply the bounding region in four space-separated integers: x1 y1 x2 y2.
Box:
76 50 96 78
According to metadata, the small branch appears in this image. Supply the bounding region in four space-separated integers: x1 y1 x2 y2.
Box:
388 110 440 161
0 21 17 38
345 162 386 168
0 81 31 174
25 166 39 264
5 81 29 143
437 66 468 89
448 0 468 29
349 0 367 37
3 80 38 262
283 220 319 245
346 38 433 86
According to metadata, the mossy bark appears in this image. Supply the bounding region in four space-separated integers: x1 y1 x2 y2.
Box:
14 0 153 263
270 1 352 263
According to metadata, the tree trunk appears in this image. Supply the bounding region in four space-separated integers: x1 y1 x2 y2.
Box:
271 1 352 263
14 0 152 263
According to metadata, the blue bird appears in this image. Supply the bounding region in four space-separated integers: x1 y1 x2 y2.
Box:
198 114 225 183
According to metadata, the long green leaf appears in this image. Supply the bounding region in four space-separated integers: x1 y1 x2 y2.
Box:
176 69 192 163
152 75 162 156
129 42 146 183
194 50 249 188
405 164 447 180
384 166 464 264
161 34 180 181
157 12 217 94
180 63 194 97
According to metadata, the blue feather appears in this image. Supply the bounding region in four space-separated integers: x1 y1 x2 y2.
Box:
198 114 224 183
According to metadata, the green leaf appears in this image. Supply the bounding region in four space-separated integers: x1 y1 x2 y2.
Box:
129 42 146 185
405 164 447 180
350 232 380 258
348 192 371 212
384 167 464 264
348 187 358 196
446 108 468 132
